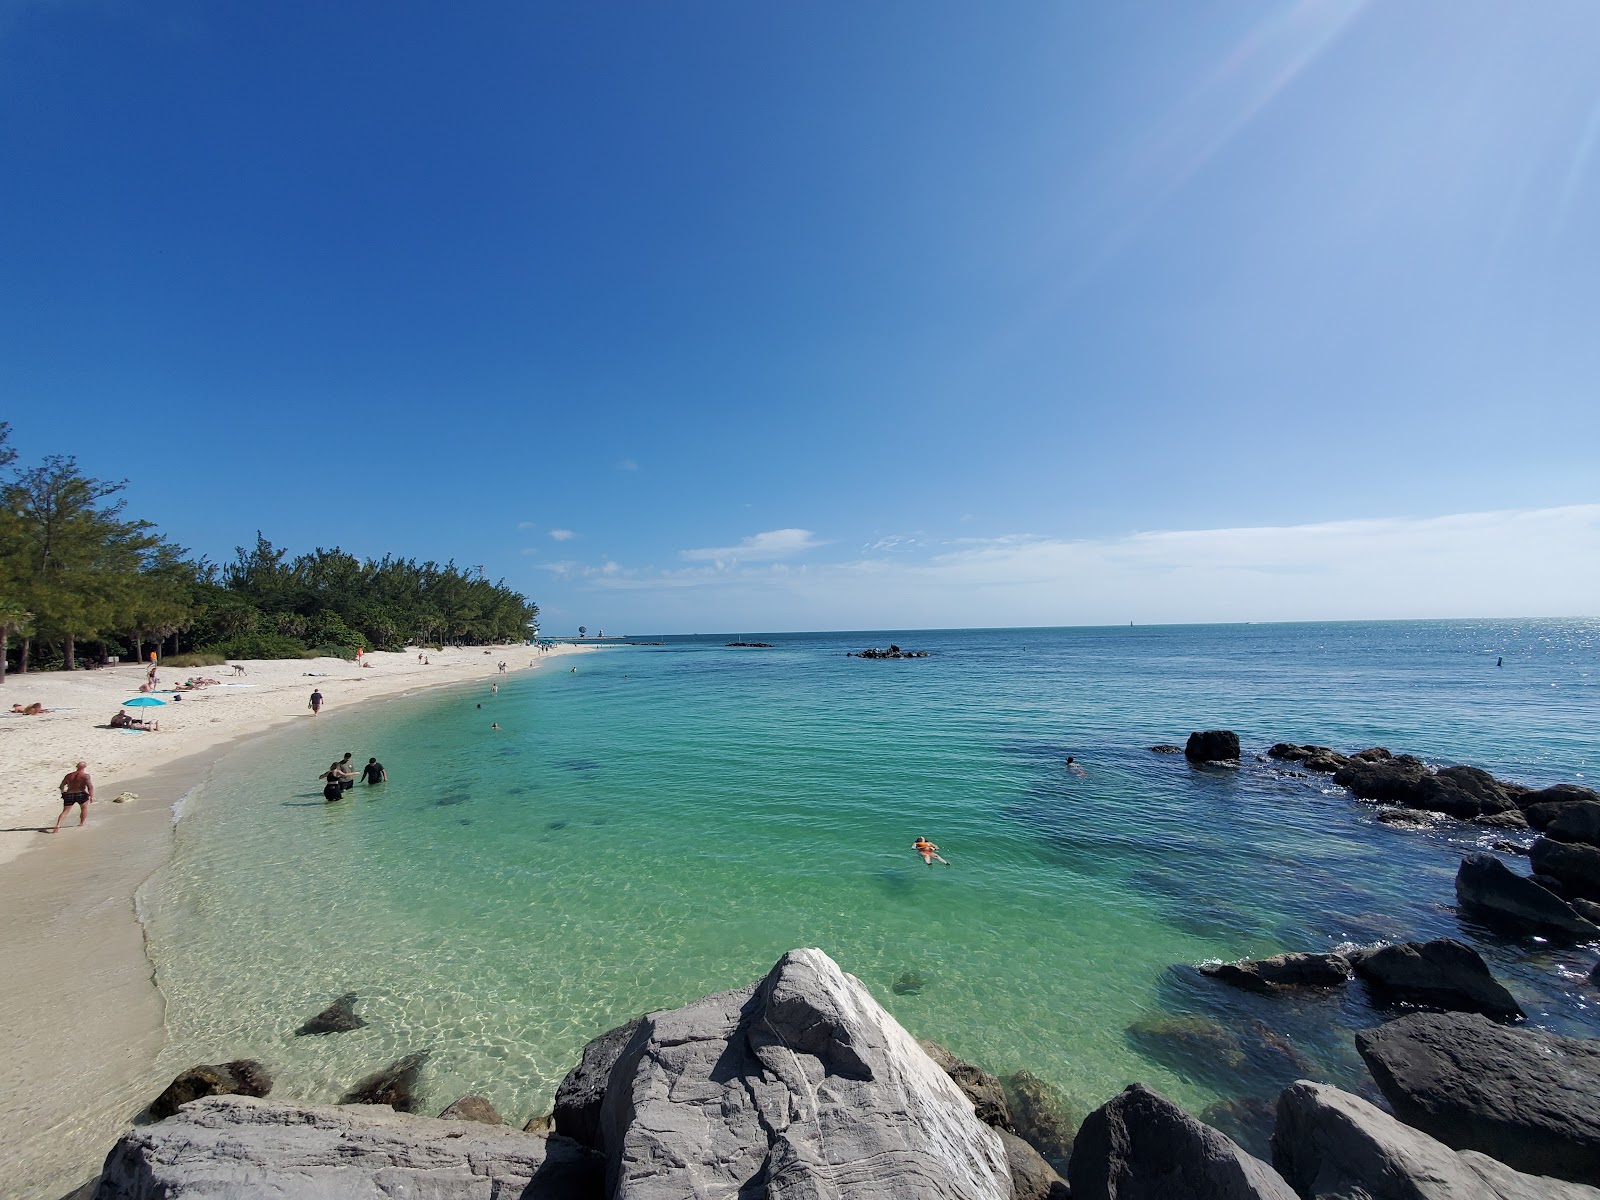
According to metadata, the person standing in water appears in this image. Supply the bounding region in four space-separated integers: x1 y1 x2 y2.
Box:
360 757 387 784
51 761 95 833
309 688 324 715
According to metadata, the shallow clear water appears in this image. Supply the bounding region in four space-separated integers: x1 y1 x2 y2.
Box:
140 620 1600 1143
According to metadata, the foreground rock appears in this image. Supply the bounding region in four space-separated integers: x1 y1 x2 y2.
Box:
1531 836 1600 901
920 1040 1014 1132
294 991 366 1035
1186 730 1241 763
1548 802 1600 846
340 1051 428 1112
1455 853 1600 939
96 1095 603 1198
1350 938 1524 1020
1068 1082 1296 1199
1357 1012 1600 1186
553 1016 643 1151
149 1061 272 1120
1273 1080 1600 1200
588 948 1010 1199
998 1130 1070 1200
1523 784 1600 829
1200 951 1351 993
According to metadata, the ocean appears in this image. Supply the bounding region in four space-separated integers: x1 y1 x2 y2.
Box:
137 619 1599 1150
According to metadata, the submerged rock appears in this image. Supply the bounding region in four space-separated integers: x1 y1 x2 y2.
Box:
1455 853 1600 939
1273 1079 1600 1200
920 1040 1013 1132
1069 1082 1296 1200
294 991 366 1036
1350 938 1524 1021
341 1051 428 1112
893 970 927 995
149 1061 273 1120
98 1095 604 1198
1150 744 1184 754
1357 1011 1600 1186
1200 951 1352 993
1001 1069 1075 1173
1200 1094 1279 1161
1185 730 1241 763
438 1095 503 1125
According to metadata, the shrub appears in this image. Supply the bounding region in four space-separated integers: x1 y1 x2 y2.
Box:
163 652 227 668
204 633 312 661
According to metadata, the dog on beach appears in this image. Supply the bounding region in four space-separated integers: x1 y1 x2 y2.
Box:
229 663 247 676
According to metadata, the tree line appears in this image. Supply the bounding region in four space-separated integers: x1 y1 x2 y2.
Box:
0 424 539 680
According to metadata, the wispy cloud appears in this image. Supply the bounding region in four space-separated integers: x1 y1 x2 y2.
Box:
680 528 826 564
549 529 577 542
616 458 639 472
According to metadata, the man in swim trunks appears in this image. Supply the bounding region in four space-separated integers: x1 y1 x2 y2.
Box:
913 836 950 866
51 761 94 833
309 688 323 715
360 757 386 784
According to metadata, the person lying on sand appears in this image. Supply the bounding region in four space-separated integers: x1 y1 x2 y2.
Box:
11 702 50 715
108 711 159 730
913 837 950 866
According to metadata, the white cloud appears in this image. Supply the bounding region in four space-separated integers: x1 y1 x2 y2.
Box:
680 528 826 563
616 458 639 472
549 529 577 542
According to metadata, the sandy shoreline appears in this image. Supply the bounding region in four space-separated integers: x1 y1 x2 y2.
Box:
0 644 591 1199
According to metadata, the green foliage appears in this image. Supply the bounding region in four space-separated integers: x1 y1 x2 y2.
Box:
206 633 315 661
163 652 227 668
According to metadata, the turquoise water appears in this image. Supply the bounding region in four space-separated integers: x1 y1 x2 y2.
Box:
140 620 1600 1142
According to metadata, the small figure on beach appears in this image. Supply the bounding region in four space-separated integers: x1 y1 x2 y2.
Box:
913 836 950 866
11 702 50 715
109 710 158 731
51 761 94 833
360 757 387 784
229 663 247 676
309 688 324 715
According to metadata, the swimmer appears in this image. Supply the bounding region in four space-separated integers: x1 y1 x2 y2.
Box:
913 836 950 867
491 722 500 730
1065 755 1086 776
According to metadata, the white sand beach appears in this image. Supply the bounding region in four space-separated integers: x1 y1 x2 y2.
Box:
0 643 591 1199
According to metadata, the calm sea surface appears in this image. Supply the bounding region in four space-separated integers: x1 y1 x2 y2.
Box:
139 620 1599 1146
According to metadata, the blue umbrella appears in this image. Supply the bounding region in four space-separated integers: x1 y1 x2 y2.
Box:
124 696 166 707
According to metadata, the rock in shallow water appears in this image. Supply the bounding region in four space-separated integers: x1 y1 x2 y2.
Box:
1200 951 1352 993
1455 852 1600 939
438 1094 503 1125
149 1061 272 1120
1001 1069 1075 1173
1185 730 1240 763
1350 938 1524 1021
294 991 365 1035
1357 1011 1600 1186
340 1051 428 1112
1532 836 1600 901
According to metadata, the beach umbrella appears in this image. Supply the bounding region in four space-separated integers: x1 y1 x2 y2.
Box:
123 696 166 707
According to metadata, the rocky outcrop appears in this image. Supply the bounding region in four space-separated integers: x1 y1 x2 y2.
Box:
340 1051 428 1112
591 948 1010 1199
1068 1082 1296 1200
1548 803 1600 846
148 1061 272 1120
850 645 930 659
1334 759 1521 820
1357 1012 1600 1186
1149 744 1184 754
1273 1079 1600 1200
1186 730 1241 763
294 991 365 1035
1522 785 1600 828
1266 744 1350 772
1200 952 1352 993
438 1094 503 1125
1350 938 1524 1020
554 1016 642 1151
920 1040 1013 1132
95 1095 604 1198
1530 837 1600 901
1455 853 1600 939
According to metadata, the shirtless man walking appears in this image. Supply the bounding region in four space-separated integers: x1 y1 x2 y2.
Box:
51 760 94 833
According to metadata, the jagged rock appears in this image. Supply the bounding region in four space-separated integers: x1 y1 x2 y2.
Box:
524 1112 554 1133
1531 837 1600 901
294 991 366 1035
1150 744 1184 754
1522 784 1600 828
438 1095 503 1125
998 1129 1070 1200
594 948 1010 1200
1200 952 1352 993
1455 853 1600 939
1357 1011 1600 1186
1068 1082 1296 1199
1186 730 1240 763
1001 1070 1075 1173
1477 808 1531 829
1534 873 1572 899
1375 808 1436 827
553 1016 642 1150
95 1095 604 1198
149 1061 272 1120
1334 758 1522 819
1265 743 1349 771
341 1051 428 1112
1350 747 1393 763
1350 938 1524 1020
1574 898 1600 925
1490 839 1531 855
1549 803 1600 846
1273 1079 1600 1200
1302 753 1348 773
1332 755 1430 802
920 1040 1013 1131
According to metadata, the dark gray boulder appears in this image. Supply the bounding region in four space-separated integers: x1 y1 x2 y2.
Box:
1357 1011 1600 1186
594 948 1010 1200
294 991 365 1035
1150 744 1184 754
95 1095 605 1198
1455 853 1600 939
1531 837 1600 901
1350 938 1524 1021
1522 784 1600 827
552 1016 642 1151
1002 1070 1075 1173
1549 803 1600 847
1334 759 1520 820
1067 1082 1296 1200
340 1051 428 1112
999 1129 1070 1200
1273 1079 1600 1200
1200 952 1352 993
1266 744 1348 771
1186 731 1241 763
1575 898 1600 925
1332 755 1430 803
920 1040 1013 1132
149 1061 273 1120
438 1095 503 1125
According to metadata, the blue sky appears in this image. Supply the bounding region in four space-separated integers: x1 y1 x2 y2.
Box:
3 1 1597 633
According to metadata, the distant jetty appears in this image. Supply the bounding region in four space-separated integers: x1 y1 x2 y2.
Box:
849 644 929 659
724 642 773 648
